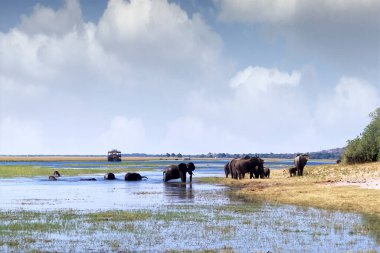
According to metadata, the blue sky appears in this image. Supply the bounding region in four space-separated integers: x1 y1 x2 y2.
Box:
0 0 379 155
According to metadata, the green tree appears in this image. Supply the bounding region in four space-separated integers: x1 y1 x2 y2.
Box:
343 108 380 164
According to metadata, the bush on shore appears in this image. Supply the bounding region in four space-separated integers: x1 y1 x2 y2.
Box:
343 108 380 164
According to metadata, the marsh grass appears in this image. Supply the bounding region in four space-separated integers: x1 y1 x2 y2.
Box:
86 210 152 222
207 162 380 216
0 206 379 252
0 165 153 178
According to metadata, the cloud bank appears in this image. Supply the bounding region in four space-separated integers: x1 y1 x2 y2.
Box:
0 0 379 154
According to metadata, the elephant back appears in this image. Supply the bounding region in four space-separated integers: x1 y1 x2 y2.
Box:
104 172 116 180
163 165 180 182
294 155 308 168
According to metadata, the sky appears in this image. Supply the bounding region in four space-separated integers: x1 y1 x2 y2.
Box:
0 0 379 155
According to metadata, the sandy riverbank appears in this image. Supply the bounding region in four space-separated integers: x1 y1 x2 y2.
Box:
208 161 380 216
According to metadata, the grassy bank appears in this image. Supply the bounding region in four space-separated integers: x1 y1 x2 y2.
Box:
0 166 152 178
201 162 380 216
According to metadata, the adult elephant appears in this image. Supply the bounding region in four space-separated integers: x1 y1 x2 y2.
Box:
163 162 195 183
229 156 264 180
125 172 147 181
294 154 309 176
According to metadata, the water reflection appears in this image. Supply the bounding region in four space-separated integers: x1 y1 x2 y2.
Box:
164 182 194 200
362 214 380 244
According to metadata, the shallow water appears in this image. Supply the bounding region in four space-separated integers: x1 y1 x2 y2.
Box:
0 159 378 252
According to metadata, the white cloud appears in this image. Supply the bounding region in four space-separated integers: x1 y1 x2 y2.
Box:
181 66 380 153
96 0 222 77
0 117 44 154
230 66 301 92
217 0 380 72
315 77 380 130
18 0 83 35
99 116 147 153
0 0 226 154
159 116 254 154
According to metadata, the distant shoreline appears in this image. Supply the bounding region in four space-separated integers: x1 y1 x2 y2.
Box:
0 156 226 162
0 156 335 163
0 156 162 162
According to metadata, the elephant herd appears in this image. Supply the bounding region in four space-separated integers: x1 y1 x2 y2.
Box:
48 155 309 183
224 154 309 180
48 162 196 183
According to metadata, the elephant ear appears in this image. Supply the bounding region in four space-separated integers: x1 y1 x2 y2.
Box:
178 163 188 172
187 162 195 172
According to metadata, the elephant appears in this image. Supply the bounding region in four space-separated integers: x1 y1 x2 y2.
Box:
80 178 97 181
224 161 231 178
163 162 195 183
53 171 61 177
104 172 116 180
124 172 147 181
263 167 270 178
49 175 57 181
228 156 264 180
294 154 309 176
336 159 342 164
289 167 297 177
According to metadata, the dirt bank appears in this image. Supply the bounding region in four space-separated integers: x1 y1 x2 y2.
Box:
212 161 380 216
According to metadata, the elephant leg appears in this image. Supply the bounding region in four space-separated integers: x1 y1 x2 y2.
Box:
250 172 253 179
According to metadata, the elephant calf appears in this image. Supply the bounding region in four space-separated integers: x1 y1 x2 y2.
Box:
263 167 270 178
49 175 57 181
125 172 147 181
289 167 297 177
104 173 116 180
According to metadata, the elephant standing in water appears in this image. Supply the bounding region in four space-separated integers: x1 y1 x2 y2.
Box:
163 162 195 183
124 172 147 181
227 156 264 179
294 154 309 176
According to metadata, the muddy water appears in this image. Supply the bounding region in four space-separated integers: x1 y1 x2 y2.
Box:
0 159 379 252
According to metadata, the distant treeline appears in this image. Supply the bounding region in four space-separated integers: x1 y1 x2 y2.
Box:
123 148 344 160
343 108 380 164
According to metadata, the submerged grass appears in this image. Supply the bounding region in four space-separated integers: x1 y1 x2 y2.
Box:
206 162 380 216
0 165 153 178
0 204 379 252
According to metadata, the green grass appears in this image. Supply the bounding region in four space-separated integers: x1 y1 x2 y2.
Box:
86 210 153 222
214 161 380 216
0 165 153 178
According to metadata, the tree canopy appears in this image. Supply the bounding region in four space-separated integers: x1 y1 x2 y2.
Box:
343 108 380 164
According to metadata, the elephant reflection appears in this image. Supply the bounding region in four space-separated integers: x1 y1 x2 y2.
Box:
163 182 194 200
